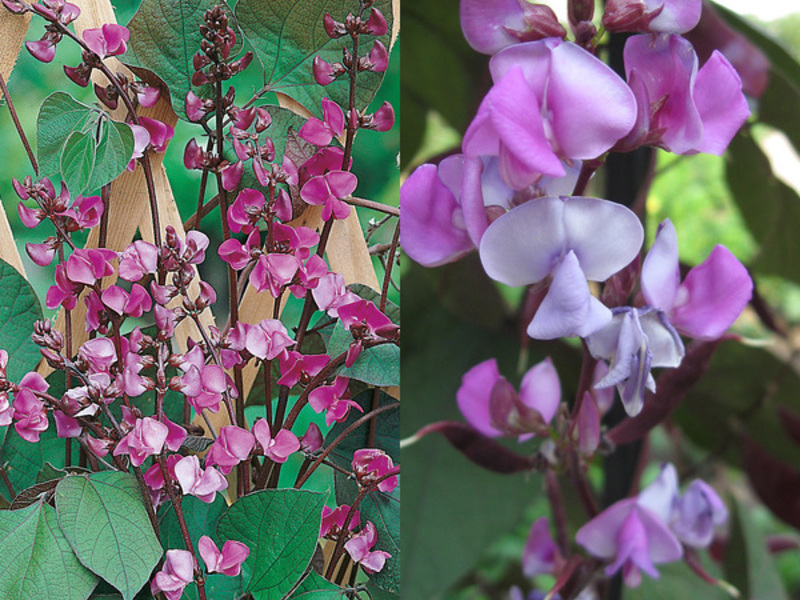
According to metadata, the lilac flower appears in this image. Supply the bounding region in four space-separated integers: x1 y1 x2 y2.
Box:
464 39 636 190
586 306 684 417
113 417 169 467
300 171 357 220
587 219 751 415
205 426 255 475
174 456 228 503
352 448 399 493
641 220 752 340
460 0 566 55
603 0 702 34
321 505 360 538
456 357 560 439
479 196 644 339
82 24 130 57
308 376 362 426
522 517 561 577
252 419 300 464
671 479 728 548
576 465 683 587
620 34 750 155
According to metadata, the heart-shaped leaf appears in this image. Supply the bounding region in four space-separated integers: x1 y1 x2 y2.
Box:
327 324 399 387
0 500 99 600
235 0 393 116
0 257 44 384
55 472 162 600
218 489 324 600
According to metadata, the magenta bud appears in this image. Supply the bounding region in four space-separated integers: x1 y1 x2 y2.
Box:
94 83 118 109
568 0 595 26
193 52 211 70
366 40 388 72
192 70 209 86
2 0 27 14
184 138 204 170
221 161 244 191
185 90 207 122
26 38 56 63
313 56 339 86
231 51 253 74
255 107 272 133
323 12 346 38
371 101 394 132
12 178 29 200
59 2 80 24
136 85 160 108
364 8 388 36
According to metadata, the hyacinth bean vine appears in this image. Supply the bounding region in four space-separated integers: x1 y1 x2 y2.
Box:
403 0 800 599
0 0 399 599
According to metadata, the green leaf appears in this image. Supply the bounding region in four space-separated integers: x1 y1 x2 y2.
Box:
37 92 96 177
55 472 163 600
327 324 399 386
724 496 790 600
726 131 800 284
157 493 227 551
125 0 237 119
288 571 342 599
327 390 399 593
87 120 135 192
0 414 79 503
61 130 97 196
235 0 393 116
0 500 99 600
0 258 44 383
218 489 325 600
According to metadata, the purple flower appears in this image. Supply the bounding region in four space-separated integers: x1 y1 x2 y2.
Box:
621 34 750 155
82 24 130 57
671 479 728 548
174 456 228 503
576 465 683 588
522 517 561 577
299 98 345 146
205 426 255 475
344 522 391 574
113 417 169 467
252 419 300 464
641 219 752 340
586 306 684 417
603 0 702 34
456 357 560 439
479 196 644 339
460 0 566 55
464 39 636 190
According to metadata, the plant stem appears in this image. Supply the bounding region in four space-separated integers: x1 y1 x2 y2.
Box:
0 73 38 175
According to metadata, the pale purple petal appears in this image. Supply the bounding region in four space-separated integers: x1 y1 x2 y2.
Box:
479 197 567 287
528 252 612 340
641 219 681 311
518 357 560 425
460 0 527 55
561 197 644 282
647 0 702 34
522 517 559 577
576 498 639 558
636 463 679 523
670 245 752 340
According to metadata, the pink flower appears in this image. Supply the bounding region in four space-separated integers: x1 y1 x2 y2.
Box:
26 39 56 63
312 56 344 86
249 254 301 298
300 171 357 221
138 117 174 152
13 389 49 443
174 455 228 502
464 38 636 190
127 124 151 171
352 448 399 493
364 8 388 36
151 549 195 600
244 318 294 361
83 24 129 57
308 376 362 426
221 161 244 191
144 454 180 490
299 422 323 454
299 98 345 146
179 346 229 413
320 504 360 538
79 337 117 373
205 426 255 475
312 273 360 318
228 188 265 234
113 417 169 466
252 420 300 463
344 522 390 574
65 248 117 286
365 40 389 72
277 351 330 387
198 536 250 577
604 0 702 34
119 240 159 281
46 263 81 310
456 357 561 439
